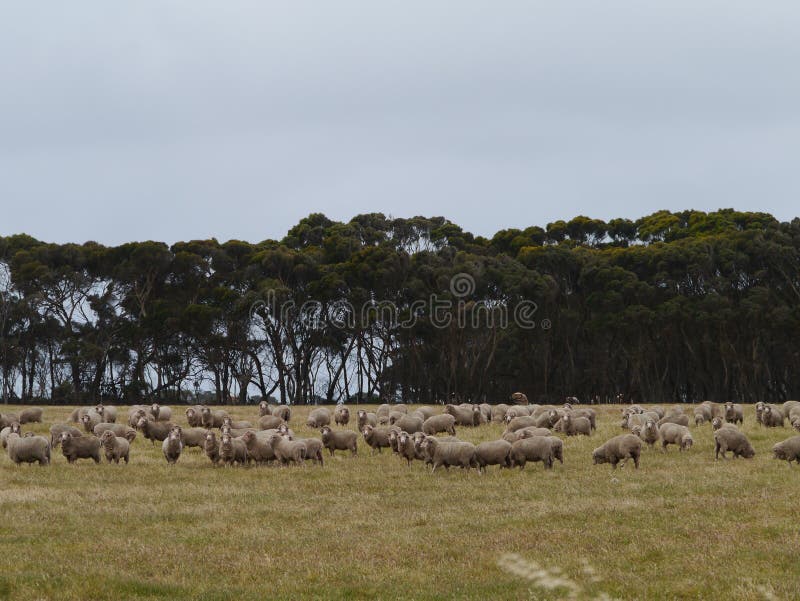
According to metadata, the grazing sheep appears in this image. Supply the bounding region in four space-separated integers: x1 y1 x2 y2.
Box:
68 407 94 423
271 405 291 422
219 433 248 466
221 417 253 430
60 432 101 464
659 423 694 452
444 404 478 427
376 404 392 419
6 433 50 466
18 407 43 424
334 406 350 426
724 402 744 424
510 436 557 470
241 431 277 464
162 428 183 464
772 436 800 465
136 417 174 445
201 407 229 428
504 416 543 433
393 415 423 434
99 431 130 464
793 417 800 433
422 414 456 436
388 410 405 425
397 431 423 466
475 440 513 472
562 414 592 437
592 434 642 469
781 401 800 420
711 417 738 432
762 405 785 428
420 436 478 473
185 406 205 427
295 437 324 465
267 434 305 466
179 427 210 449
357 410 378 429
505 406 532 420
258 415 284 430
306 408 331 428
567 408 597 430
415 406 436 420
491 404 510 423
714 428 755 460
320 425 358 456
392 404 409 414
94 404 117 423
361 425 393 453
204 432 221 465
649 406 666 419
80 412 104 433
93 423 136 441
49 424 82 448
658 413 690 428
1 422 21 449
638 420 660 449
510 392 529 405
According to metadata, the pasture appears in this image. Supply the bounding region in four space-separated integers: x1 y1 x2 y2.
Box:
0 403 798 601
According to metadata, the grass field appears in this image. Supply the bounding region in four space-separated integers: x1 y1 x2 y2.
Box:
0 404 798 601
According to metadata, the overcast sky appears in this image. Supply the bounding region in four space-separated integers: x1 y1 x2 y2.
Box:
1 2 798 245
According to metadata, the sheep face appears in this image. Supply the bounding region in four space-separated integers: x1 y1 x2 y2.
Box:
185 408 196 420
591 448 606 465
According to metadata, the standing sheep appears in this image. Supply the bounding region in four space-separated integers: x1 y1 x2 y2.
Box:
713 428 755 460
150 403 173 422
361 425 393 454
510 437 557 470
724 402 744 425
49 424 82 449
1 422 21 449
258 415 284 430
357 410 378 429
397 431 423 466
419 437 478 473
271 405 291 422
562 414 592 437
444 404 478 427
18 407 44 424
294 437 324 465
491 404 510 423
658 413 690 428
422 414 456 436
180 427 210 449
162 428 183 464
320 426 358 456
592 434 642 470
393 415 423 434
185 406 205 427
638 420 660 449
201 407 229 428
204 432 220 465
219 433 248 466
6 433 50 466
475 440 513 472
137 417 174 445
762 405 785 428
334 406 350 426
267 434 305 466
94 404 117 423
306 408 331 428
93 423 136 441
772 435 800 465
99 431 130 464
241 431 277 464
659 423 693 452
60 432 101 464
80 412 104 433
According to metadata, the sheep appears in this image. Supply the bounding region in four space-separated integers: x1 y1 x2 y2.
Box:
714 428 755 460
781 401 800 420
510 436 558 470
419 436 477 473
127 409 148 428
505 416 544 433
388 410 405 425
174 427 207 449
397 431 423 466
376 404 392 419
201 407 229 428
502 427 551 443
49 424 82 448
185 406 205 427
562 414 592 437
295 437 324 465
6 433 50 466
137 417 174 445
204 432 221 465
762 405 785 428
793 416 800 433
504 406 531 420
357 410 378 429
80 412 104 433
422 414 456 436
320 425 358 456
659 423 694 452
60 432 101 464
258 415 284 430
219 416 252 430
221 425 256 439
334 406 350 426
475 440 513 472
258 400 272 416
392 404 409 414
415 406 436 420
755 401 766 426
592 434 642 469
1 422 21 449
567 408 597 430
219 433 248 466
711 417 738 432
18 407 43 424
637 419 660 449
388 428 401 454
393 415 423 434
275 423 296 440
94 404 117 423
649 406 666 419
306 408 331 428
267 433 305 465
361 425 394 453
724 402 744 424
93 423 137 442
491 404 510 423
68 407 94 423
241 430 277 464
657 413 690 428
444 404 478 427
162 428 183 464
772 436 800 465
150 403 173 422
626 412 660 430
510 392 529 405
271 405 291 422
99 430 130 464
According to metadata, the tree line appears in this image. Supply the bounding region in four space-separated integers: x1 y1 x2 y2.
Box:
1 209 798 405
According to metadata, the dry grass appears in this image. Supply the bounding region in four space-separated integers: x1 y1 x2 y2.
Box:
0 404 798 600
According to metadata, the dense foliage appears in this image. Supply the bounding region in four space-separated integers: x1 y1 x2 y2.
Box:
1 210 798 405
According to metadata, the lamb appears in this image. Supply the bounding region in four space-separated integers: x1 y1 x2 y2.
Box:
562 414 592 437
94 404 117 423
201 407 229 428
772 435 800 465
724 402 744 424
491 404 510 423
18 407 43 424
185 406 205 427
136 417 175 445
306 408 332 428
93 423 137 442
422 414 456 436
657 413 690 428
659 423 694 452
393 414 423 434
1 422 21 449
60 432 101 464
762 405 785 428
150 403 173 422
241 430 277 464
219 433 248 466
419 436 478 473
320 425 358 456
204 432 221 465
714 428 755 460
267 433 305 465
49 424 82 448
510 436 558 470
162 428 183 464
592 434 642 469
6 433 50 465
180 427 211 449
334 406 350 426
80 412 104 433
357 410 378 429
258 415 284 430
444 404 479 427
99 430 130 464
361 425 394 453
638 420 660 449
397 431 423 466
475 440 513 472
